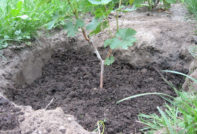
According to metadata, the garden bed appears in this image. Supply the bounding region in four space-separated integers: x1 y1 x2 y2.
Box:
5 48 185 134
0 3 195 133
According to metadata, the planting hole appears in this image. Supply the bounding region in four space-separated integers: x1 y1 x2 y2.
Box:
5 48 185 134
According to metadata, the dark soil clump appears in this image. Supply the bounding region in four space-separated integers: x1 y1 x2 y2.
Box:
0 96 22 133
6 48 184 134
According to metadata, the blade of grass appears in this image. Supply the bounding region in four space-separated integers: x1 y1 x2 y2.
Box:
157 106 175 134
116 92 173 104
163 70 197 84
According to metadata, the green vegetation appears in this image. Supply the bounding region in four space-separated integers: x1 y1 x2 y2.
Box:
184 0 197 17
65 0 137 88
0 0 69 49
94 120 106 134
2 0 197 133
139 91 197 134
0 0 179 50
118 71 197 134
64 0 178 88
132 0 177 10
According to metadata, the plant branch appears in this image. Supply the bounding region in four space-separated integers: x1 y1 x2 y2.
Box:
67 0 104 88
83 31 104 88
104 5 113 59
115 12 119 31
106 49 112 58
115 0 122 31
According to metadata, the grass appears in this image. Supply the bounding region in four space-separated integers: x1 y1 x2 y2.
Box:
184 0 197 15
138 71 197 134
0 0 71 49
0 0 128 49
139 91 197 134
117 70 197 134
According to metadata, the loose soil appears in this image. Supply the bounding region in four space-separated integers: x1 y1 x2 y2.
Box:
0 96 22 134
5 48 185 134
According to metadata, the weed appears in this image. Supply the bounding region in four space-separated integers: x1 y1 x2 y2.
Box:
93 120 106 134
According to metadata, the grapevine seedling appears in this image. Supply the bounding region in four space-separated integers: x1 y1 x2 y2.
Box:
65 0 136 88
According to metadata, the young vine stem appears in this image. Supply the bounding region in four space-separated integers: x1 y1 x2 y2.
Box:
106 0 122 59
67 0 104 88
81 28 104 89
115 13 119 31
115 0 122 31
104 5 113 59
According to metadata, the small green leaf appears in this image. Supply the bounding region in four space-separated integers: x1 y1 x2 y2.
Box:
129 0 135 5
104 39 112 47
86 18 101 31
15 30 21 35
76 19 85 28
116 28 136 40
89 20 108 35
88 0 112 5
122 7 137 12
64 21 77 37
26 42 32 46
165 0 176 4
109 38 122 49
104 28 136 50
104 56 115 65
4 35 9 40
46 20 56 30
86 18 108 35
0 42 8 49
17 15 30 20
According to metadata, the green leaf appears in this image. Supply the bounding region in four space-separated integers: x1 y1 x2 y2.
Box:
89 24 102 35
88 0 112 5
104 28 136 50
76 19 85 28
104 39 113 47
0 41 8 49
165 0 176 4
64 21 77 37
104 56 115 65
86 18 108 35
133 0 145 7
109 38 122 49
4 35 9 40
86 18 101 31
64 19 85 37
121 7 137 12
17 15 30 20
89 20 108 35
46 20 56 30
93 6 112 17
129 0 135 5
116 28 136 40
